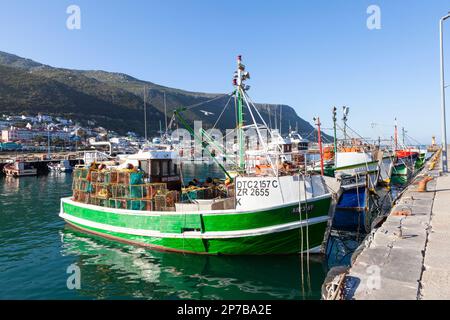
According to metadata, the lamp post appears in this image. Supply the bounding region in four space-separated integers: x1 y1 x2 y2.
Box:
440 13 450 172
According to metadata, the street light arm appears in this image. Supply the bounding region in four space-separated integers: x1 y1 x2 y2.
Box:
442 13 450 21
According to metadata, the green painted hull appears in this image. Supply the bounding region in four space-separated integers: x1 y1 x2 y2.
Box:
392 163 408 176
60 196 332 255
312 166 335 178
415 153 426 169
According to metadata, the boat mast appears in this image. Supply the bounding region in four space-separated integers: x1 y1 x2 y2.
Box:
314 117 324 176
164 91 168 139
143 86 148 141
402 127 406 146
332 106 338 159
279 105 282 134
173 107 232 180
233 55 247 172
394 117 398 151
47 126 51 159
342 106 349 146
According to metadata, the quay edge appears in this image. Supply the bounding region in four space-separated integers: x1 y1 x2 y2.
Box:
326 149 450 300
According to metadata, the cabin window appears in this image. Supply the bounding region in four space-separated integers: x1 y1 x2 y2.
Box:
162 160 168 176
169 161 178 175
151 160 160 176
284 145 292 153
167 160 173 175
140 160 150 177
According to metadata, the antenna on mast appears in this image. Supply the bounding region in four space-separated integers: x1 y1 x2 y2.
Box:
332 106 338 157
342 106 350 144
232 55 250 171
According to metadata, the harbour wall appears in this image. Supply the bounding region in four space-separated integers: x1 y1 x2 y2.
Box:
339 151 450 299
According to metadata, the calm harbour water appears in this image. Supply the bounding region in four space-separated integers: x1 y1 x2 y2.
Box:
0 164 331 300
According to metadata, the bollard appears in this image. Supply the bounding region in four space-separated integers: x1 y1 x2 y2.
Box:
392 210 412 216
417 176 433 192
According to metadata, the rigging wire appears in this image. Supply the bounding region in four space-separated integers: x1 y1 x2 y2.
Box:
212 94 234 130
184 92 234 111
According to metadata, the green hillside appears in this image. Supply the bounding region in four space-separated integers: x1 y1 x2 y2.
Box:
0 51 324 140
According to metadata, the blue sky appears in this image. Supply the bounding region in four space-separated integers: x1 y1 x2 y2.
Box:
1 0 449 144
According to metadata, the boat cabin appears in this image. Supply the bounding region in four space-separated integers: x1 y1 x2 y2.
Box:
288 131 309 151
123 150 181 190
3 161 37 177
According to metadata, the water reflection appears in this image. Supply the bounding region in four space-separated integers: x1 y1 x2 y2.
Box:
0 158 421 300
60 226 327 300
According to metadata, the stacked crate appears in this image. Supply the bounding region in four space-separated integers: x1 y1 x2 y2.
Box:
71 166 178 211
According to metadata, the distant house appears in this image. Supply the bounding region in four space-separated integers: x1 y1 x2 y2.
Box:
56 117 71 125
127 131 138 138
37 113 53 123
1 127 71 143
0 120 10 132
110 137 129 145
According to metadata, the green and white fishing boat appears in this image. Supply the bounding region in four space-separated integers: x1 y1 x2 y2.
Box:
59 56 341 255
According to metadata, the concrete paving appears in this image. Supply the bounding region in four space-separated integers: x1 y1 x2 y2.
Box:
344 154 450 300
420 168 450 299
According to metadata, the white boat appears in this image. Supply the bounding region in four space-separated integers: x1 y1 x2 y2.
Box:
3 161 37 177
334 151 379 190
48 160 73 172
288 130 309 151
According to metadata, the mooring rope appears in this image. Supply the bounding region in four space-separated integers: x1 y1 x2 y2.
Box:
355 174 362 242
302 173 312 292
298 171 305 297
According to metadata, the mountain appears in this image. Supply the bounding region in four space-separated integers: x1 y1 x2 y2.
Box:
0 51 327 141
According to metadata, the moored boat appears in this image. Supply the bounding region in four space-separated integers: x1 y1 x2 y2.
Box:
48 160 73 172
377 152 394 185
332 186 369 232
60 170 339 255
334 150 379 189
3 161 37 177
59 56 341 255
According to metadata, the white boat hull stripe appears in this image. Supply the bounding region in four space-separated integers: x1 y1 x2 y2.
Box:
60 195 332 217
59 212 329 239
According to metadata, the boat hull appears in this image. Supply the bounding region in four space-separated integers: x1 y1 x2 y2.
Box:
59 196 332 255
333 186 368 232
3 168 37 177
392 163 408 176
378 156 394 185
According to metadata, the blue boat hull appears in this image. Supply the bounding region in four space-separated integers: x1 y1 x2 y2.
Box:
332 187 368 232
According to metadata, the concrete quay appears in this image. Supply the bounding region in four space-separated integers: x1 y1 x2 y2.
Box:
344 153 450 300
